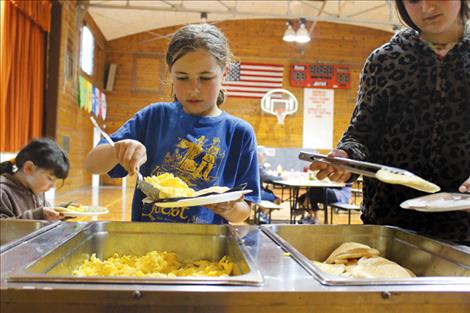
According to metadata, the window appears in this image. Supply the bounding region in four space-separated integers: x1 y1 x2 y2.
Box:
80 25 94 75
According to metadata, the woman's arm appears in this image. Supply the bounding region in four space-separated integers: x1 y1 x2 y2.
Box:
337 51 388 161
311 51 389 182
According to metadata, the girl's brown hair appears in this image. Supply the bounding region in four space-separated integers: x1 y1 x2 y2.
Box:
166 24 234 106
0 138 69 179
394 0 470 32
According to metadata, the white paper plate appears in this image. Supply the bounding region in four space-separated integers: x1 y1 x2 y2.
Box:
153 190 252 208
400 193 470 212
55 206 109 217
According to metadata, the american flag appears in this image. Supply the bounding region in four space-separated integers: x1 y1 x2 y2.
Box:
223 62 284 99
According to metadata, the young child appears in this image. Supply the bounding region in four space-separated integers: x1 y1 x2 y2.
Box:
0 138 70 220
298 184 352 224
85 24 260 224
310 0 470 242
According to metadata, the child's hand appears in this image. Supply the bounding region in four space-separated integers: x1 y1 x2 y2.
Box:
458 176 470 193
114 139 147 175
205 200 237 215
205 196 251 223
43 207 64 220
205 196 244 216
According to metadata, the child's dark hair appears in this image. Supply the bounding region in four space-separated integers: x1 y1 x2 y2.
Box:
166 24 234 106
395 0 470 32
0 138 69 179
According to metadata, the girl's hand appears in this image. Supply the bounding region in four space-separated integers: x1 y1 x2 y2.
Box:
114 139 147 175
205 197 244 216
205 196 251 223
309 149 351 182
458 176 470 193
43 207 64 220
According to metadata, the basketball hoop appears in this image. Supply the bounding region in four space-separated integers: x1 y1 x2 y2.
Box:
261 89 298 125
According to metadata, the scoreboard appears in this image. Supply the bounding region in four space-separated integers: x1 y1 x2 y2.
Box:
290 63 351 89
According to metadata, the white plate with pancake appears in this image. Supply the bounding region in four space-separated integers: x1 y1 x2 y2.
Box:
400 193 470 212
153 190 252 208
55 206 109 217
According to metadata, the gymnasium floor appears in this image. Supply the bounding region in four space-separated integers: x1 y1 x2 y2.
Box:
54 185 363 225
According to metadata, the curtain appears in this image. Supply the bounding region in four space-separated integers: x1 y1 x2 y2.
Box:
0 0 51 152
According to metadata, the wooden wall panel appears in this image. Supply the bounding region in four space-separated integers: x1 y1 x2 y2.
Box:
54 15 391 189
132 53 165 93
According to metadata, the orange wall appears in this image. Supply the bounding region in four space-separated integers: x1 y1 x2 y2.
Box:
104 20 392 148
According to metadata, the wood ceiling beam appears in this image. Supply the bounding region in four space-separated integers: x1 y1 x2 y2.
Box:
87 1 397 28
347 3 387 18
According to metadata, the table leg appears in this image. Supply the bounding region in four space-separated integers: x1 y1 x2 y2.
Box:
323 188 329 225
292 187 300 224
289 187 294 223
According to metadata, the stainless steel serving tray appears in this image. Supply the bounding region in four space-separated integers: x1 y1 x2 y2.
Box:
9 221 264 285
261 224 470 286
0 220 60 254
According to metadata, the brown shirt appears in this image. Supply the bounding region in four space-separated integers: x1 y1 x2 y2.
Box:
0 174 47 219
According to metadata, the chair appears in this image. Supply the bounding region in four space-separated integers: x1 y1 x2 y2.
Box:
253 200 282 224
329 202 361 224
351 176 363 205
351 188 363 206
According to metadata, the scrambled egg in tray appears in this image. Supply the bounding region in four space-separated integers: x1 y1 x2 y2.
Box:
73 251 233 277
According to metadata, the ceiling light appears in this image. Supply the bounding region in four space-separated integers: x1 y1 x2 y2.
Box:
296 18 311 43
200 12 208 24
283 21 296 42
392 24 401 34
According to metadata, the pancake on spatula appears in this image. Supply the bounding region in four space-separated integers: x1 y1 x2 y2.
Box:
376 169 440 193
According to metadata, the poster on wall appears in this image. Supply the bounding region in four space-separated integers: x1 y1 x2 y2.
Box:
302 88 334 149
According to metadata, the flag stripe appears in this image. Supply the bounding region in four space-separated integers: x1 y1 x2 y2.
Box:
241 65 284 71
224 86 277 92
232 76 282 83
223 62 284 98
241 62 284 68
222 81 281 87
226 92 283 99
241 71 283 77
226 91 282 98
239 76 282 85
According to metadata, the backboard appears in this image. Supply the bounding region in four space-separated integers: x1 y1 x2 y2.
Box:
261 89 298 125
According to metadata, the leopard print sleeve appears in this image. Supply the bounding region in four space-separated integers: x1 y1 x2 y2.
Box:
337 49 388 162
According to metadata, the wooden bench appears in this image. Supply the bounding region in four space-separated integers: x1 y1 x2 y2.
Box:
329 202 361 224
253 200 282 224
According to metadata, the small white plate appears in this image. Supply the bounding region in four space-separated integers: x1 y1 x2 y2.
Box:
153 190 252 208
55 206 109 217
400 193 470 212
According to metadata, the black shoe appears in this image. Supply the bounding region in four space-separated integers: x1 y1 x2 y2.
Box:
257 212 269 224
299 216 319 224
